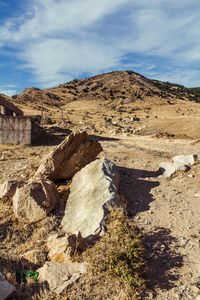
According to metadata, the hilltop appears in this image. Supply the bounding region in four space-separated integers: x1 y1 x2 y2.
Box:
10 70 200 114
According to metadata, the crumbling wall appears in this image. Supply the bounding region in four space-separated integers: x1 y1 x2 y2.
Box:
0 95 23 116
0 116 32 144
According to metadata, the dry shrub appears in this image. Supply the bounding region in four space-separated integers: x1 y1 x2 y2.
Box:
68 208 146 300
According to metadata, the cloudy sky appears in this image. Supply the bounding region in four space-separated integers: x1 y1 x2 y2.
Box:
0 0 200 96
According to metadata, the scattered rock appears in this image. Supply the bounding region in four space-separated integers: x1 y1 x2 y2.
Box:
0 272 15 300
61 157 120 238
47 232 83 262
159 162 187 178
159 154 198 178
188 174 195 178
13 179 59 222
0 180 21 201
37 261 88 294
172 155 198 166
34 131 103 181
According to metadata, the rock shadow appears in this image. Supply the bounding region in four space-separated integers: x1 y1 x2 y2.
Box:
89 134 120 141
117 166 161 216
32 127 72 146
143 227 184 297
117 166 183 296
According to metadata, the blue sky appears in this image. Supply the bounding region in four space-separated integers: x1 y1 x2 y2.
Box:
0 0 200 96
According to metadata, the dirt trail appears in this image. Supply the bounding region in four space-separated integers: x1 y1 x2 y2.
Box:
99 134 200 300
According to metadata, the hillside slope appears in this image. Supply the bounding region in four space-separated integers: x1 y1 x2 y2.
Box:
10 71 200 114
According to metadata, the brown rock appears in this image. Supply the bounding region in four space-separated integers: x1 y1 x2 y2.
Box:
47 232 83 262
34 131 102 181
13 179 59 222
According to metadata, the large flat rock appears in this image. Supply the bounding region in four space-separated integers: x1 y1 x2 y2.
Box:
61 157 120 238
34 131 102 181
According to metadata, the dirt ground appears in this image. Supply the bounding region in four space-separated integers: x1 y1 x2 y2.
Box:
0 97 200 299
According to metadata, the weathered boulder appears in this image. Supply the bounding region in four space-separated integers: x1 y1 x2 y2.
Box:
159 154 198 178
0 272 15 300
47 232 83 262
13 179 59 222
37 261 88 294
0 180 21 200
34 131 102 181
61 157 120 238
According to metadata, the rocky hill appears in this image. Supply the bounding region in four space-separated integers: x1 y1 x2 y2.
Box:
10 71 200 113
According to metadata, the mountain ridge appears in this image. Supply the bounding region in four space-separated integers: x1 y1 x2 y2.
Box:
8 70 199 112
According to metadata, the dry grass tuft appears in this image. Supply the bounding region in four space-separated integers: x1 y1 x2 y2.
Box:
65 208 146 300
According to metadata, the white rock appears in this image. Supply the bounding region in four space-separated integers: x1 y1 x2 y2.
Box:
195 193 200 197
188 174 194 178
61 158 120 238
172 154 198 166
159 162 177 178
159 161 188 178
13 179 59 222
37 261 88 294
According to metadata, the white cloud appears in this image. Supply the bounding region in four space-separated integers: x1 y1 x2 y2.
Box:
0 89 16 96
0 0 200 87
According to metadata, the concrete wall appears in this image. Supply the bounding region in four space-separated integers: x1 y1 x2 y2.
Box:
0 116 32 144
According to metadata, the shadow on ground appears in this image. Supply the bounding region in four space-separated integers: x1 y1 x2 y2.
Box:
118 166 161 216
118 166 183 297
89 134 120 142
143 227 183 297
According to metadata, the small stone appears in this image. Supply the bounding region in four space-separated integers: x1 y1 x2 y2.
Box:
175 293 182 299
188 174 194 178
0 272 15 300
195 193 200 198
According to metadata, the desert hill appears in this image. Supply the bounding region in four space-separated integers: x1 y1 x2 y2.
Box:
10 70 200 114
4 70 200 140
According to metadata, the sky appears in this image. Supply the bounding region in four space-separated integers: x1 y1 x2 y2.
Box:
0 0 200 96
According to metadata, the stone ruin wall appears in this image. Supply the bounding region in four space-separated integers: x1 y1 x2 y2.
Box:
0 116 41 145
